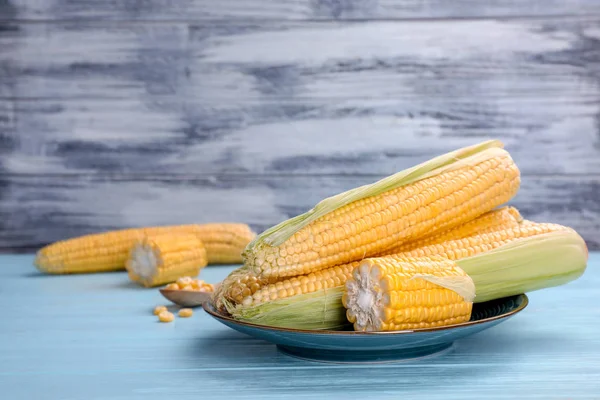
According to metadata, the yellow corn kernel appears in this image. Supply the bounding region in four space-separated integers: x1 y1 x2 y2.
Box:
230 261 360 307
165 283 179 290
343 257 475 332
380 206 523 256
34 223 255 274
153 305 167 315
191 279 212 289
126 234 207 288
245 147 520 280
177 277 194 287
178 308 194 318
390 221 571 261
194 224 256 264
225 273 269 305
192 280 214 292
158 311 175 323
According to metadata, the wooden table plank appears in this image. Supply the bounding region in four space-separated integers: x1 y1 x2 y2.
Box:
1 254 599 399
3 0 600 21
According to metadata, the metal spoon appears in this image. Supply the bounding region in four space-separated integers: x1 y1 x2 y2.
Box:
160 283 221 308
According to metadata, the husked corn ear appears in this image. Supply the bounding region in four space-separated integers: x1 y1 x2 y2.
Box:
218 220 586 330
392 221 572 261
35 225 204 274
343 257 475 332
221 207 524 308
234 262 359 307
126 233 208 287
225 273 269 305
381 206 523 255
34 223 255 274
245 143 520 280
194 224 256 264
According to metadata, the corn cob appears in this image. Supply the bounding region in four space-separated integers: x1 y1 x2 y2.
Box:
193 223 256 264
389 221 572 261
343 227 588 331
219 210 533 309
343 257 475 331
216 206 521 310
219 222 587 329
35 223 255 274
125 233 208 287
380 206 523 255
243 141 520 280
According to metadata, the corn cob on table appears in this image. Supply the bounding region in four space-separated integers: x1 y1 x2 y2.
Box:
2 255 600 399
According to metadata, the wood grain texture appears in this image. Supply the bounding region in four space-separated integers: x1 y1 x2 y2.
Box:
1 254 599 399
1 19 600 176
1 12 600 250
1 174 598 250
3 0 600 21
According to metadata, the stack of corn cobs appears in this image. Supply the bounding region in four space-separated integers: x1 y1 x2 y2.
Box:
34 223 256 287
214 140 588 331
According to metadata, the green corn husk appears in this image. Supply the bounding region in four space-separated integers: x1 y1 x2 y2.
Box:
220 229 587 330
222 287 348 330
459 230 588 302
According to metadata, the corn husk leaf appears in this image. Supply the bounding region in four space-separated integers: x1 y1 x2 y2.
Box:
223 287 349 330
457 230 588 302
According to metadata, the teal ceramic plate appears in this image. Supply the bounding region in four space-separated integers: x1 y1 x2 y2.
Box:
203 294 528 364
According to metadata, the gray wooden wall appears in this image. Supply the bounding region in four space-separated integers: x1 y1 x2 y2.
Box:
1 1 600 252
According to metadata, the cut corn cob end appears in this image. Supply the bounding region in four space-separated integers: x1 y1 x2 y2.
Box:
342 257 475 332
126 233 208 288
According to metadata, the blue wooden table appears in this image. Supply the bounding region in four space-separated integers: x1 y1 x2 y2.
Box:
2 254 599 399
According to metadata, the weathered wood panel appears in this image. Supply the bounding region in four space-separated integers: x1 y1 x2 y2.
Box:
1 12 600 250
1 19 600 176
1 174 598 250
3 0 600 21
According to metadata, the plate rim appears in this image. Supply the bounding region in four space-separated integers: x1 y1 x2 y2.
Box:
203 293 528 336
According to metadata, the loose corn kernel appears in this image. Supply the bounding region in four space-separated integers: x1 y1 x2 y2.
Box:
177 277 194 287
178 308 193 318
193 279 214 292
153 305 167 315
158 311 175 323
191 280 202 289
165 283 179 290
